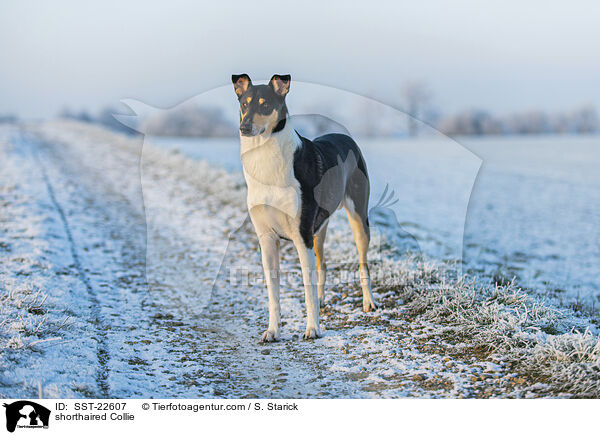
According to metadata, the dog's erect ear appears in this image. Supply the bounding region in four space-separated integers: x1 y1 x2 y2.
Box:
232 74 252 98
269 74 291 97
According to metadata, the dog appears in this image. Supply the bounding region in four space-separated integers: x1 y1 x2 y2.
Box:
232 74 376 342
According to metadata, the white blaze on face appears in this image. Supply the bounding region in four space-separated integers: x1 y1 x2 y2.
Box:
247 109 278 136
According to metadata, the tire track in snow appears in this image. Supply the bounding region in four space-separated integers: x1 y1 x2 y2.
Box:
25 121 541 398
30 137 111 398
27 128 226 397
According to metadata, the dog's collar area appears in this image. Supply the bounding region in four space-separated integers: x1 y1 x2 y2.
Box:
272 117 286 133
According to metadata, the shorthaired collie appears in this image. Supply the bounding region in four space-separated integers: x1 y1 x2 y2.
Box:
232 74 375 342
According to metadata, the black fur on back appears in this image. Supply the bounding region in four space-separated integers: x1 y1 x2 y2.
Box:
293 132 369 248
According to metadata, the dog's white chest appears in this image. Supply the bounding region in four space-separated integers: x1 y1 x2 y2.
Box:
240 128 302 219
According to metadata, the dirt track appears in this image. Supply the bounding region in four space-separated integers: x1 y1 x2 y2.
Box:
0 122 560 398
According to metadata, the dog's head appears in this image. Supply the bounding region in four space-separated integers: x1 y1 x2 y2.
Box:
231 73 290 136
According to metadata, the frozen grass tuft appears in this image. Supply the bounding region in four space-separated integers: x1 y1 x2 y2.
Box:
138 121 600 397
12 120 599 398
368 251 600 397
0 284 66 353
0 136 71 361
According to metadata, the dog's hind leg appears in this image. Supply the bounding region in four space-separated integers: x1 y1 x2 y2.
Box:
313 221 328 308
293 237 322 339
258 232 281 342
344 173 376 312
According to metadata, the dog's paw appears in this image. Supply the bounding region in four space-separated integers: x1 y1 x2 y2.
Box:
303 326 322 340
260 329 280 343
363 299 377 312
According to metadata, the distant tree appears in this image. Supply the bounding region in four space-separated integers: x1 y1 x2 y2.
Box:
505 110 550 134
548 113 570 134
0 113 17 123
437 103 599 136
58 107 93 123
58 107 74 119
570 104 598 133
401 81 431 137
76 110 93 123
142 104 236 137
438 109 501 136
422 107 442 130
353 97 384 137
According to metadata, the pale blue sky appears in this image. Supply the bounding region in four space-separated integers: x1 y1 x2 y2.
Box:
1 0 599 118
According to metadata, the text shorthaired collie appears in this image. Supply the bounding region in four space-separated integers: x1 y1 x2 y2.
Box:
232 74 376 342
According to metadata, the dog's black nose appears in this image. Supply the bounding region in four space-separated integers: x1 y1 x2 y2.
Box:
240 125 252 135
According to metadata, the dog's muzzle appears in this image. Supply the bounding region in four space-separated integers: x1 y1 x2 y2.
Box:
240 125 265 136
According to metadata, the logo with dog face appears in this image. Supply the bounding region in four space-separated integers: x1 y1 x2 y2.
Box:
3 401 50 432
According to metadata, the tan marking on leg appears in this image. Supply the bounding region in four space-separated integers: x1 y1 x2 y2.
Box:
345 207 376 312
314 222 328 308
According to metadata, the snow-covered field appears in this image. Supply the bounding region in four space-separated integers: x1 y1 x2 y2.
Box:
1 121 599 398
151 133 600 313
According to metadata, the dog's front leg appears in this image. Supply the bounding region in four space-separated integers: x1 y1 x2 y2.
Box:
294 239 322 339
258 232 281 342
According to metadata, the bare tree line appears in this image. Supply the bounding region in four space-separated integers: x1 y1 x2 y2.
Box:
437 104 598 136
399 81 598 137
52 82 599 138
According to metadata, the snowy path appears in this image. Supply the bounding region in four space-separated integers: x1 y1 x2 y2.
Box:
1 121 598 398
